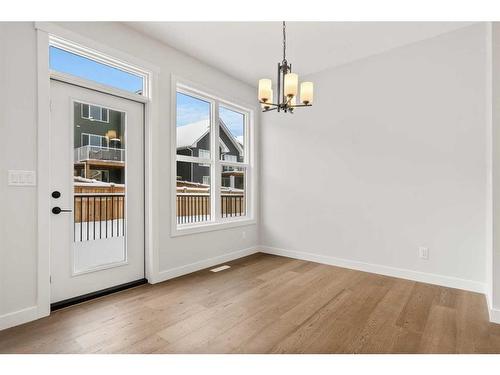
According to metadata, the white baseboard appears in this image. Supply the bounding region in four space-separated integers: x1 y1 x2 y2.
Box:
0 306 40 331
260 246 486 294
489 308 500 324
1 245 493 330
154 246 260 284
485 294 500 324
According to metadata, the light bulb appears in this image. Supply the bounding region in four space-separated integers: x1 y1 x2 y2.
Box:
300 82 313 105
284 73 298 97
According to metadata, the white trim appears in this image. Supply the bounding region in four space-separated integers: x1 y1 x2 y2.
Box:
485 291 497 323
485 22 494 314
489 308 500 324
172 217 257 238
51 71 149 104
213 101 221 222
176 77 257 113
260 246 486 294
36 28 51 325
0 306 40 331
144 70 158 284
154 247 259 284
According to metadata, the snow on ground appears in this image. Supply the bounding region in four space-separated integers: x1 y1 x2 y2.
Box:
74 219 125 242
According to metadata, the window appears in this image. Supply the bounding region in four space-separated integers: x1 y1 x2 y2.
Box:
49 38 147 95
222 154 237 162
81 104 109 123
198 149 210 159
174 84 253 234
81 133 108 148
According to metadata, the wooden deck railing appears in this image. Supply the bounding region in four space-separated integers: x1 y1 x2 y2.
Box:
74 193 125 241
176 194 245 224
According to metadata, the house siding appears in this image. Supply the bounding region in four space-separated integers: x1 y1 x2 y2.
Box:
73 102 125 184
176 123 242 185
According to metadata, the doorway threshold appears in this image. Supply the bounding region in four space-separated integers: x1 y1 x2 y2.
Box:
50 278 148 311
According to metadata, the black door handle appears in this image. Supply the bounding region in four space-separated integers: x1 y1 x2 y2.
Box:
52 207 72 214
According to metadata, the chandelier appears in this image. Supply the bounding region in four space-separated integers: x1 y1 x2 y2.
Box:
258 21 314 113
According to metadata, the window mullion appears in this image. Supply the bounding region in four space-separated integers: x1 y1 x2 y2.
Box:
213 100 221 222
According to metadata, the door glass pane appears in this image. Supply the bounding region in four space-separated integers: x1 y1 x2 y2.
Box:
176 161 211 225
176 92 211 158
219 106 245 162
73 101 126 273
220 166 246 218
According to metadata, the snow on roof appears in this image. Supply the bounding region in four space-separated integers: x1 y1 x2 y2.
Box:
176 119 209 149
177 118 243 154
74 176 124 187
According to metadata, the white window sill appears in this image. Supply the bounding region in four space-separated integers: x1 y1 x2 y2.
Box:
171 217 256 237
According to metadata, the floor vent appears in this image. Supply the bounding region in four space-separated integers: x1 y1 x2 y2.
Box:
210 265 231 272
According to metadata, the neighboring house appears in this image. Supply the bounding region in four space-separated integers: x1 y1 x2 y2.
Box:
177 119 244 189
73 102 125 184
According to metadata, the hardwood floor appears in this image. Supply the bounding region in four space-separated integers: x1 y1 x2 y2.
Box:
1 253 500 353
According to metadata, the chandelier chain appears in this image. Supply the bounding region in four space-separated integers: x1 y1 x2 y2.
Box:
282 21 286 63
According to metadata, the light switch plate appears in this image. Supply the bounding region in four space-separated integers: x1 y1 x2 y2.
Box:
8 170 36 186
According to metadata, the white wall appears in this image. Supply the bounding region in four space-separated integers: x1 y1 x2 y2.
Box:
0 22 259 328
0 23 38 318
261 24 489 290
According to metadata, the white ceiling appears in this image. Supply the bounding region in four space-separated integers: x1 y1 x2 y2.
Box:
126 22 474 86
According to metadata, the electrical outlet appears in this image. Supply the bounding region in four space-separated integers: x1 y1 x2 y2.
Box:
419 246 429 260
242 231 246 239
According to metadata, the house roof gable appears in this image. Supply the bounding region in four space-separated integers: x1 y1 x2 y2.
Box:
177 118 243 155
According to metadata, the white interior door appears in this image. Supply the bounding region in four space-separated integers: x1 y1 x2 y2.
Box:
49 79 145 303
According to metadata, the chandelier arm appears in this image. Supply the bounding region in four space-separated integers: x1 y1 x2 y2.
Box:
263 106 278 112
259 101 280 107
290 104 312 108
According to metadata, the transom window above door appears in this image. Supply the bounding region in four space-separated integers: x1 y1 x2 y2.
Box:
48 36 151 97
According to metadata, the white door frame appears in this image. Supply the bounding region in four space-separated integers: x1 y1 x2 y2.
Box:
35 22 159 321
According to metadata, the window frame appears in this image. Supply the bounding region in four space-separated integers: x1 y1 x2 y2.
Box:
171 79 255 237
